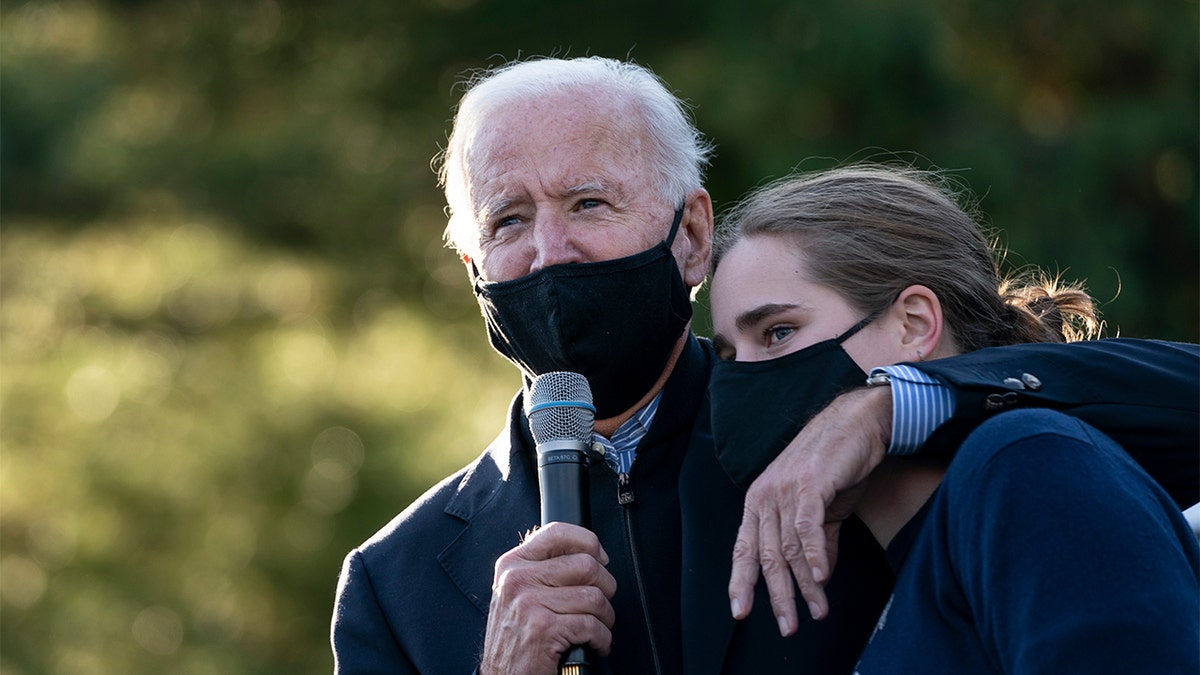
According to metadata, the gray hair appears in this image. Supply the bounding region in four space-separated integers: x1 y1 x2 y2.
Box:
436 56 713 251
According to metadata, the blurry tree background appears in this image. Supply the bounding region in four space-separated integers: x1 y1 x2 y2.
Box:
1 0 1196 672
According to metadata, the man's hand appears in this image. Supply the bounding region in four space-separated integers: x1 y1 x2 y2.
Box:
728 386 892 635
480 522 617 675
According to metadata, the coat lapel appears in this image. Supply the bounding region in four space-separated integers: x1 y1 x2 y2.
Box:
678 378 746 675
438 394 541 615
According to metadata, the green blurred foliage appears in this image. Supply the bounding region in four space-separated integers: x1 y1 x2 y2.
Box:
1 0 1195 672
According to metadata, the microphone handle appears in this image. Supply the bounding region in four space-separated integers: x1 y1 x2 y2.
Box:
537 440 591 527
536 440 593 675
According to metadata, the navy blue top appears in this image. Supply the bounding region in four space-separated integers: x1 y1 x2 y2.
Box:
854 408 1200 674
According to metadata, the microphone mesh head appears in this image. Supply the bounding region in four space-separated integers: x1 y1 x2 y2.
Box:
528 372 594 444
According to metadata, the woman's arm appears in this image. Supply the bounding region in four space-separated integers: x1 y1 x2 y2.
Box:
914 338 1199 506
946 410 1198 673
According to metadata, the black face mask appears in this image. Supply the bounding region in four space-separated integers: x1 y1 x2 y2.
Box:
472 207 693 419
709 313 876 489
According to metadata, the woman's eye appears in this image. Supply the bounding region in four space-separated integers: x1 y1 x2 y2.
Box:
495 215 520 229
578 198 602 210
765 326 794 346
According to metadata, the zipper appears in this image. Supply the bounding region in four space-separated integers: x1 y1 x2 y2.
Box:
620 472 663 675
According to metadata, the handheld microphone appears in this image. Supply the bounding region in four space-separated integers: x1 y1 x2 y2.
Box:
528 371 596 675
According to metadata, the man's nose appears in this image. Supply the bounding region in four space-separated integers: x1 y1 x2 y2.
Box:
528 216 584 273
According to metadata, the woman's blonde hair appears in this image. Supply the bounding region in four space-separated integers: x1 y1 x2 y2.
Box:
712 164 1101 350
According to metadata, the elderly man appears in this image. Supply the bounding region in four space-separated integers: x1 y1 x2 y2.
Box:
331 57 1198 674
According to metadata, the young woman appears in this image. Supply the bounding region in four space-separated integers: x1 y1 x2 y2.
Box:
706 164 1199 672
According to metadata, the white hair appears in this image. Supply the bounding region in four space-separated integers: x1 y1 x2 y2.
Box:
436 56 714 251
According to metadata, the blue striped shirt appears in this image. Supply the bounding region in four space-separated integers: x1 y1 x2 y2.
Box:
871 364 956 455
593 391 663 476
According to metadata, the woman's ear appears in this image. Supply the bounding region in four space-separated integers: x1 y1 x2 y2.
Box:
677 188 714 289
892 285 947 361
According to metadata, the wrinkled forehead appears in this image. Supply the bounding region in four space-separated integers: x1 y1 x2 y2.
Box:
470 87 643 159
441 83 657 250
471 102 637 163
463 95 652 198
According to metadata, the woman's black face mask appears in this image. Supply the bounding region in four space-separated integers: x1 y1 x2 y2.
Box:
709 313 877 489
472 207 693 419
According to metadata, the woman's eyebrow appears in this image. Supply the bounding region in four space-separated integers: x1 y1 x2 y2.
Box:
735 303 800 332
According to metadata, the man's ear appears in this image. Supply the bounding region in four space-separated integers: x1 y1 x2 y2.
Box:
892 285 947 361
445 214 477 274
677 188 714 289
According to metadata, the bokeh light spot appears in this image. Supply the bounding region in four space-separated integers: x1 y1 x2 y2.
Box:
255 262 315 318
0 556 48 609
28 514 79 569
311 427 364 474
65 364 121 422
131 605 184 656
260 316 339 399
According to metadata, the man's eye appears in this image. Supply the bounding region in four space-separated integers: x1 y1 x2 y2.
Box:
578 198 602 210
495 215 520 229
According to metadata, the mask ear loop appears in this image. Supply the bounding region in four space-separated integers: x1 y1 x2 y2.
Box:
468 259 483 286
663 204 685 247
834 308 885 345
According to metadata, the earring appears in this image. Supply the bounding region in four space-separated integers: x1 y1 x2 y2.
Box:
916 350 925 362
